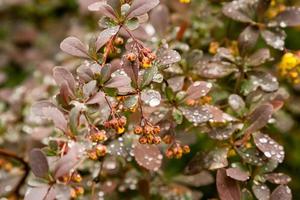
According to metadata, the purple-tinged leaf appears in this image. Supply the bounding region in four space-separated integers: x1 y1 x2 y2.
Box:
204 147 229 170
29 149 49 178
264 173 291 185
238 25 259 54
42 107 68 132
196 61 236 79
25 185 56 200
150 4 169 36
167 76 185 92
83 80 97 98
174 171 214 187
226 167 249 182
69 106 81 135
157 49 181 66
60 36 89 58
246 48 271 67
105 74 133 94
222 0 254 23
244 103 273 135
88 1 117 20
185 81 212 101
217 168 241 200
261 29 286 50
270 185 292 200
248 71 279 93
208 124 240 141
127 0 160 19
96 26 120 51
77 64 94 82
228 94 245 112
184 152 205 175
252 183 270 200
275 7 300 27
206 105 237 123
53 67 76 95
121 56 139 87
86 91 106 105
253 132 285 163
133 143 163 171
141 89 161 107
54 144 84 178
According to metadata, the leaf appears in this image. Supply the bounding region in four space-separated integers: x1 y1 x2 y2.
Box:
150 4 170 36
60 36 89 58
252 183 270 200
216 168 241 200
204 147 229 170
184 152 205 175
172 108 183 124
174 171 214 187
77 64 94 82
222 0 254 23
184 81 213 101
270 185 292 200
96 26 120 51
246 48 271 67
54 144 83 178
241 188 254 200
83 80 97 98
196 61 236 79
88 1 117 20
25 185 56 200
253 132 285 163
228 94 245 113
264 173 291 185
29 149 49 178
274 7 300 27
167 76 185 92
42 107 68 132
238 25 260 55
127 0 160 19
208 124 239 140
105 74 133 94
157 49 181 66
244 103 273 135
248 72 279 93
226 167 249 181
141 89 161 107
141 66 157 88
100 64 112 84
133 143 163 171
261 29 286 50
53 67 76 95
125 17 140 30
236 146 264 166
69 106 81 135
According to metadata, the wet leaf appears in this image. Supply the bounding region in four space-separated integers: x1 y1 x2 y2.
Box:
238 25 259 54
167 76 185 92
172 108 183 124
83 80 97 98
133 143 163 171
69 106 81 135
228 94 245 113
208 124 239 140
217 168 241 200
253 132 285 163
100 64 113 84
60 36 89 58
185 81 212 101
150 4 170 36
141 89 161 107
204 147 229 170
248 72 279 93
236 146 264 166
96 26 120 51
275 7 300 27
270 185 292 200
157 48 181 66
222 0 254 23
174 171 214 187
261 29 286 50
246 48 271 67
53 67 76 96
252 183 270 200
141 66 157 88
226 167 250 181
127 0 160 19
125 17 139 30
244 103 273 135
88 1 117 20
29 149 49 178
264 173 291 185
25 185 56 200
196 61 236 79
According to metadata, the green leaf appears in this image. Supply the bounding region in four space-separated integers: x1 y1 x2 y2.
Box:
141 66 157 89
125 17 140 31
103 87 118 97
172 108 183 124
165 86 175 101
69 106 81 135
124 95 139 110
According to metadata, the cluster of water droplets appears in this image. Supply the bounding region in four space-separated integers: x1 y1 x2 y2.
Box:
141 89 161 107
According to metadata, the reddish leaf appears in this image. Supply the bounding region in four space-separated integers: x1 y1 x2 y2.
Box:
53 66 76 95
25 185 56 200
270 185 292 200
252 183 270 200
216 168 241 200
261 29 286 50
133 143 163 171
88 1 117 20
157 49 181 66
150 4 170 36
238 25 259 54
275 7 300 27
167 76 185 92
264 173 291 185
253 132 285 163
60 36 89 58
127 0 160 19
185 81 212 101
222 0 254 23
29 149 49 178
96 26 120 51
226 167 249 181
246 48 271 67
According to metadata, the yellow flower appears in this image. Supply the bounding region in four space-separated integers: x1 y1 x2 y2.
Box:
179 0 191 3
117 126 125 134
279 53 300 76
